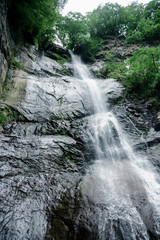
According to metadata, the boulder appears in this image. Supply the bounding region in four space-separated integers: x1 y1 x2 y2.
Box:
44 42 70 61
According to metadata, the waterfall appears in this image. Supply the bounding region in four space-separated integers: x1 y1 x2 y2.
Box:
71 53 160 240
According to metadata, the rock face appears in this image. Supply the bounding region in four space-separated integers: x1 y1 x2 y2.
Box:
0 42 126 239
95 36 141 61
0 42 160 239
0 0 11 94
0 45 83 239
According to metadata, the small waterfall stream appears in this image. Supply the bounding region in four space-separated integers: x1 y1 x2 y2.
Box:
71 53 160 240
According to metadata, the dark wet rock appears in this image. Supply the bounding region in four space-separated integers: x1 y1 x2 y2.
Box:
0 79 84 239
0 0 11 94
154 112 160 131
44 42 70 60
113 98 160 175
0 131 82 239
142 129 160 171
45 157 160 240
0 39 85 238
2 46 94 121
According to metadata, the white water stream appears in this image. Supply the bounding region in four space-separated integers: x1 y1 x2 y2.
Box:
71 53 160 240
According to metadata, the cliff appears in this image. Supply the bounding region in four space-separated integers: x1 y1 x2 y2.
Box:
0 3 160 240
0 0 11 94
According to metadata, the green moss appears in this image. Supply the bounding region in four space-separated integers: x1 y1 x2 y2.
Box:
58 109 63 119
9 57 24 70
60 130 68 135
46 51 68 65
100 61 127 80
56 68 72 76
58 97 63 106
0 105 25 127
0 112 8 126
64 151 77 163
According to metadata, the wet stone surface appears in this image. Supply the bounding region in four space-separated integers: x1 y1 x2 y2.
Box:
0 45 160 240
0 46 86 239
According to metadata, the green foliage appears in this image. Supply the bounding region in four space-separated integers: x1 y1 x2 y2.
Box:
0 112 8 126
100 51 127 79
9 57 24 70
64 151 77 163
46 51 68 64
40 28 57 48
126 18 160 43
126 30 144 43
87 0 160 44
124 3 145 34
101 61 127 80
123 46 160 98
7 0 160 49
87 3 126 38
8 0 67 45
56 12 102 61
139 18 160 42
126 0 160 43
144 0 160 19
72 35 102 62
56 0 160 59
56 12 88 48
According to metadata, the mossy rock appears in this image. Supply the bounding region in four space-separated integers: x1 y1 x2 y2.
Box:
0 104 25 126
46 51 69 65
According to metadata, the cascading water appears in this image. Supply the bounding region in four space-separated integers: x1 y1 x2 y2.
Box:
71 53 160 240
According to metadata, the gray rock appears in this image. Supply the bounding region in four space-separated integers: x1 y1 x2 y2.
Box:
100 78 125 107
0 131 81 240
2 46 94 121
89 61 105 76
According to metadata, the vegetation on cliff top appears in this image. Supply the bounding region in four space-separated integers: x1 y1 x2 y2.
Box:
56 0 160 60
8 0 160 53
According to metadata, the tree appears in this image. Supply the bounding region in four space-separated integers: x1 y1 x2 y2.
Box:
124 2 145 36
56 12 101 61
144 0 160 19
58 12 88 49
8 0 67 45
87 3 126 38
126 0 160 43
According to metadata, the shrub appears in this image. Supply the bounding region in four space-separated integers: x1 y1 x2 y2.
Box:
123 46 160 98
100 61 127 79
